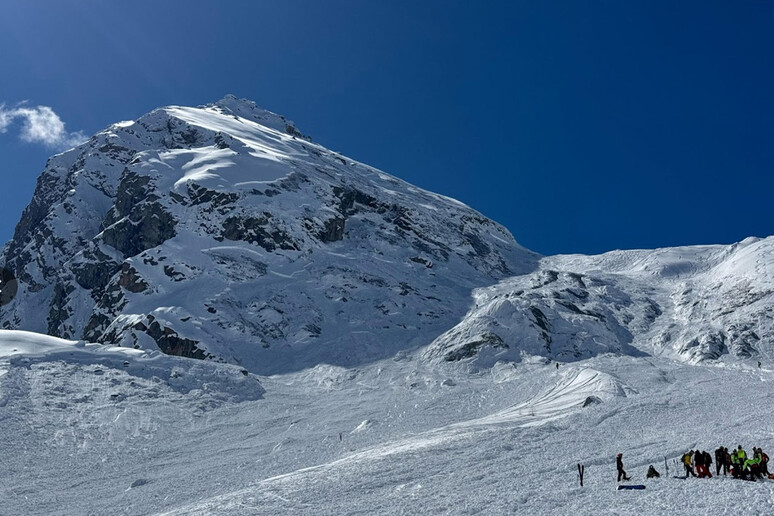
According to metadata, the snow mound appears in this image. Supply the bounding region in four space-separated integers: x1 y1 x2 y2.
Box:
352 419 377 433
293 364 359 390
0 330 264 404
459 366 629 428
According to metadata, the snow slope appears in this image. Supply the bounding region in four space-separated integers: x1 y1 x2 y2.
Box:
3 330 774 515
424 236 774 367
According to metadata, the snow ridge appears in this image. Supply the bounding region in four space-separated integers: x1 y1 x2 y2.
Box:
423 236 774 366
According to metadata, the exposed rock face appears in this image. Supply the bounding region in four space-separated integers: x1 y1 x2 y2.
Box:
101 170 178 257
0 95 538 373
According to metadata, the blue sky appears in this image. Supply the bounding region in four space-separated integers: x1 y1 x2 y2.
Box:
1 0 772 256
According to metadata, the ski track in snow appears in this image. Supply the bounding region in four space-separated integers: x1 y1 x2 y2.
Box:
3 331 773 515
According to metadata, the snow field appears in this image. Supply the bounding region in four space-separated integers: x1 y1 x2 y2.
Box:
3 330 774 515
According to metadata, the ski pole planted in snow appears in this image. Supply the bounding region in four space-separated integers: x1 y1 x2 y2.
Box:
578 463 585 487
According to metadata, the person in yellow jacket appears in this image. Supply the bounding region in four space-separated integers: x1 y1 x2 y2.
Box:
682 451 697 478
733 445 748 478
737 445 747 463
743 447 764 479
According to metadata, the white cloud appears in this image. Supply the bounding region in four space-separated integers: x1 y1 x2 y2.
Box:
0 103 86 150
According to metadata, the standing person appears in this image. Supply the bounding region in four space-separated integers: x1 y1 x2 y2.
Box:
695 450 707 478
617 453 631 482
737 445 747 466
682 451 697 478
735 446 747 478
722 447 731 475
715 447 724 476
730 449 740 477
703 451 713 478
761 449 770 476
694 451 704 478
752 447 764 479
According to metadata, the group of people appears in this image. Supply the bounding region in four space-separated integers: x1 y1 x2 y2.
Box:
681 449 714 478
615 446 771 483
681 446 770 481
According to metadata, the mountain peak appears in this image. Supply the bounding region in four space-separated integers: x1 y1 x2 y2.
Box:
203 94 310 141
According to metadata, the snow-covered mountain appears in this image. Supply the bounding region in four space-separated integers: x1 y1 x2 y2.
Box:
3 97 774 515
423 236 774 368
3 95 773 375
0 95 537 374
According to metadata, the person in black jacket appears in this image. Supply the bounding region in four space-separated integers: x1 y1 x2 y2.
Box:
715 447 724 476
617 453 631 482
695 450 705 477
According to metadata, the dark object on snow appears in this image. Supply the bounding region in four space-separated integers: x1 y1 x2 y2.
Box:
617 453 631 482
617 485 646 490
578 463 585 487
582 396 602 407
646 465 660 478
